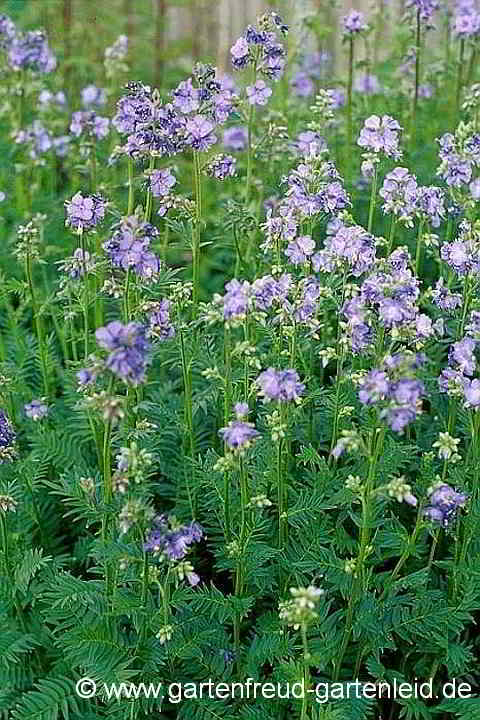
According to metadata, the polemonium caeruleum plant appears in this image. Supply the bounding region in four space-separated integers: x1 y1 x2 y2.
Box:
2 3 480 720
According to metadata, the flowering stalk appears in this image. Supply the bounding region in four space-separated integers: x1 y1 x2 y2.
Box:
456 38 465 114
179 327 196 518
300 622 310 720
25 250 49 396
334 424 384 680
127 157 134 214
78 227 90 357
367 163 378 233
415 218 425 276
192 150 202 308
233 456 249 672
346 36 354 182
223 325 232 539
277 403 288 548
144 154 155 222
386 215 397 256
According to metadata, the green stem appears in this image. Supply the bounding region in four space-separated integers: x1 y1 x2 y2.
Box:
367 163 378 234
79 228 90 358
25 252 49 396
192 151 202 308
223 325 232 540
179 328 195 518
127 157 135 214
386 215 396 256
456 38 465 114
415 219 425 276
346 36 354 183
124 267 131 323
301 623 310 720
245 103 256 207
144 154 155 222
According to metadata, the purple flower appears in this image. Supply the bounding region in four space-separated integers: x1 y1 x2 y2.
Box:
464 378 480 407
358 115 402 159
65 192 106 231
256 368 305 403
424 484 467 527
96 321 150 385
8 29 56 73
223 125 248 151
76 368 97 386
220 279 251 320
25 399 48 421
144 516 203 560
454 9 480 36
185 114 217 151
150 168 176 197
379 167 418 223
70 110 109 140
104 215 160 280
359 370 390 405
470 178 480 199
343 9 368 34
285 235 315 265
230 36 249 69
290 130 326 156
148 299 175 341
291 70 314 97
172 77 200 114
381 405 417 432
234 402 249 418
432 278 462 311
327 87 346 108
449 337 477 376
405 0 439 23
81 85 106 108
205 154 236 180
354 74 381 95
252 274 291 310
0 409 15 462
391 378 424 405
416 185 445 227
246 79 272 106
219 419 260 450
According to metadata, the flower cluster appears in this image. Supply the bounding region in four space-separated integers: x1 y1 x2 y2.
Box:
230 11 288 81
70 110 110 141
0 409 16 463
219 403 260 452
358 115 402 160
1 18 56 73
279 586 324 630
65 192 106 232
342 10 369 35
437 123 480 189
104 215 161 280
144 514 203 579
95 321 150 385
256 368 305 403
358 353 425 432
25 399 48 421
424 484 467 527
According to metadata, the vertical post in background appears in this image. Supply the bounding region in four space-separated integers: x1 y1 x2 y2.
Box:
124 0 134 57
154 0 167 89
63 0 72 94
191 0 200 62
217 0 231 74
